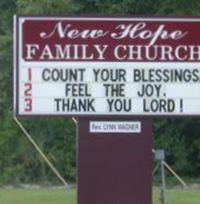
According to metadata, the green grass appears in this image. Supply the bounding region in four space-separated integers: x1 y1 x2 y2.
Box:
0 188 76 204
153 188 200 204
0 188 199 204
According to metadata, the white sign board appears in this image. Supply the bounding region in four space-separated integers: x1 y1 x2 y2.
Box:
14 16 200 116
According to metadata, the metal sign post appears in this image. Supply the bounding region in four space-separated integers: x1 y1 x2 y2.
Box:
155 150 167 204
160 159 167 204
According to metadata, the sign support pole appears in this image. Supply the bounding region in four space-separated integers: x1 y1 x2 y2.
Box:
161 159 167 204
77 117 153 204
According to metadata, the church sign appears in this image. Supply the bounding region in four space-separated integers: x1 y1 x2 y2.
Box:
14 16 200 116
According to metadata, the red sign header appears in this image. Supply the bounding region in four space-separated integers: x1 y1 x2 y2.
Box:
21 17 200 62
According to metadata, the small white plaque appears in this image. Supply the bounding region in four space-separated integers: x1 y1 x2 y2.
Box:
89 121 141 133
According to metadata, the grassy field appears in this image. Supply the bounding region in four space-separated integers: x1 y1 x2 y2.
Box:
0 188 199 204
